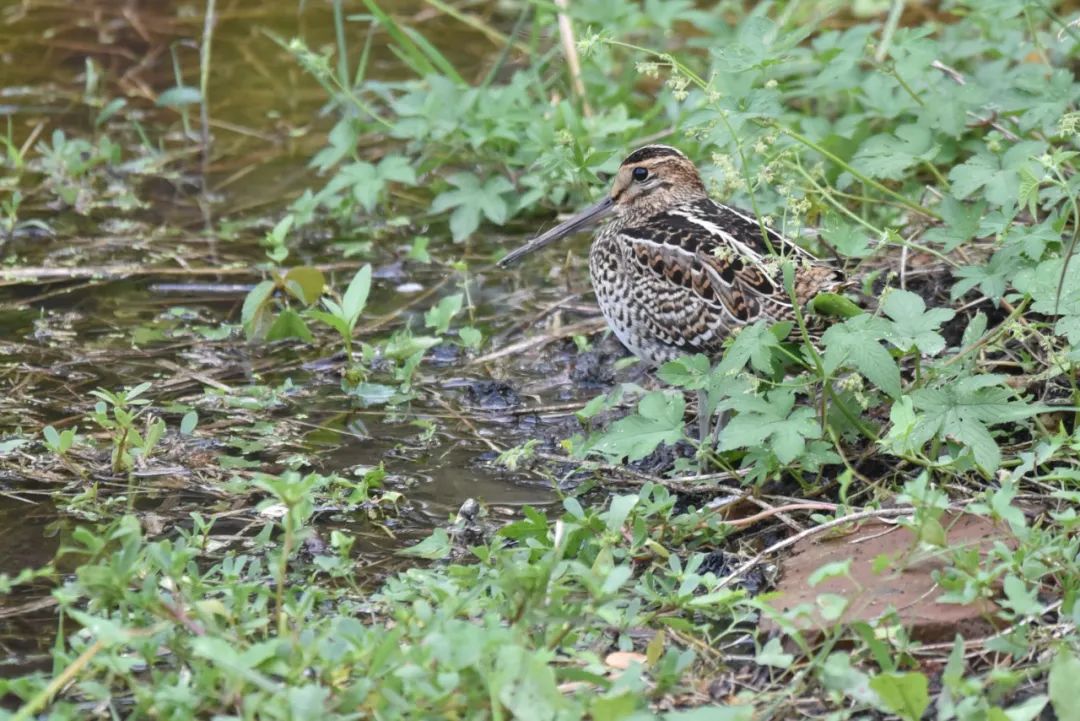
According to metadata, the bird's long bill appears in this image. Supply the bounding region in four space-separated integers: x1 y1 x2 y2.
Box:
497 196 614 267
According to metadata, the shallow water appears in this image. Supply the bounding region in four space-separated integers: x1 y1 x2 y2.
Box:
0 0 611 674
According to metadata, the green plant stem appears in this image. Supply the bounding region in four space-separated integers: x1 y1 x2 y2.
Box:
332 0 349 87
199 0 215 181
942 297 1030 368
12 639 106 721
775 125 941 221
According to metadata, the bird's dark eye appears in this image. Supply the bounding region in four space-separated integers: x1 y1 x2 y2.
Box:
632 167 649 182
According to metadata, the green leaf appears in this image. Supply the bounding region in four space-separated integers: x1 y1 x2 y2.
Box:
430 173 515 241
851 124 939 181
604 494 638 532
592 391 685 462
397 527 451 559
1050 647 1080 721
156 86 202 107
282 266 326 306
349 383 398 407
180 411 198 435
909 376 1047 472
881 289 955 355
493 644 562 721
424 293 463 335
716 321 783 375
822 315 902 398
341 265 372 327
377 155 417 185
869 671 929 721
755 637 794 669
1001 574 1041 616
242 280 277 341
306 309 352 341
658 354 712 389
923 195 987 251
43 425 61 449
1013 258 1080 343
458 326 482 349
719 390 821 464
1004 696 1048 721
266 309 314 343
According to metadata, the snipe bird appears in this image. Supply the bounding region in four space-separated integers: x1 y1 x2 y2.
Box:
499 145 847 366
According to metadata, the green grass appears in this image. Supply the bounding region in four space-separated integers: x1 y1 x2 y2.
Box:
3 0 1080 719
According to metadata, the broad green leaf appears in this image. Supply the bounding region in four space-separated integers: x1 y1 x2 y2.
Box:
397 527 451 559
493 644 562 721
881 289 955 355
851 124 938 181
604 494 638 532
658 354 711 389
282 266 325 306
377 154 417 185
424 293 463 334
1049 647 1080 721
716 320 784 375
719 390 820 464
180 411 198 435
592 391 685 462
349 383 397 407
755 637 793 669
431 173 515 241
822 315 902 398
869 671 929 721
156 86 202 107
909 376 1047 472
342 264 372 327
1001 574 1041 616
1013 257 1080 343
923 195 987 251
266 309 314 343
306 309 352 341
241 280 276 340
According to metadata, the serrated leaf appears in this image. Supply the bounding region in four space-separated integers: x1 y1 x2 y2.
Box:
909 376 1046 472
719 390 820 464
658 354 711 389
924 195 987 251
851 124 938 181
881 289 955 355
592 392 685 462
716 321 782 375
376 155 417 185
822 315 902 398
431 173 515 241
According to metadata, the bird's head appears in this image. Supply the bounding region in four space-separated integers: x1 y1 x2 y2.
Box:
499 144 706 267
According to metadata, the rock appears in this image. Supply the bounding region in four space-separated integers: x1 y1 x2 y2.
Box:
762 513 1014 643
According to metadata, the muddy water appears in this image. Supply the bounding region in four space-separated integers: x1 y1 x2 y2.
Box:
0 0 606 664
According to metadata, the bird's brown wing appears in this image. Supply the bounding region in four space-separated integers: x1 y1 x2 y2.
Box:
620 199 816 335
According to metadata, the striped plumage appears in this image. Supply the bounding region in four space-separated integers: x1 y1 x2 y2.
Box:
500 145 847 365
